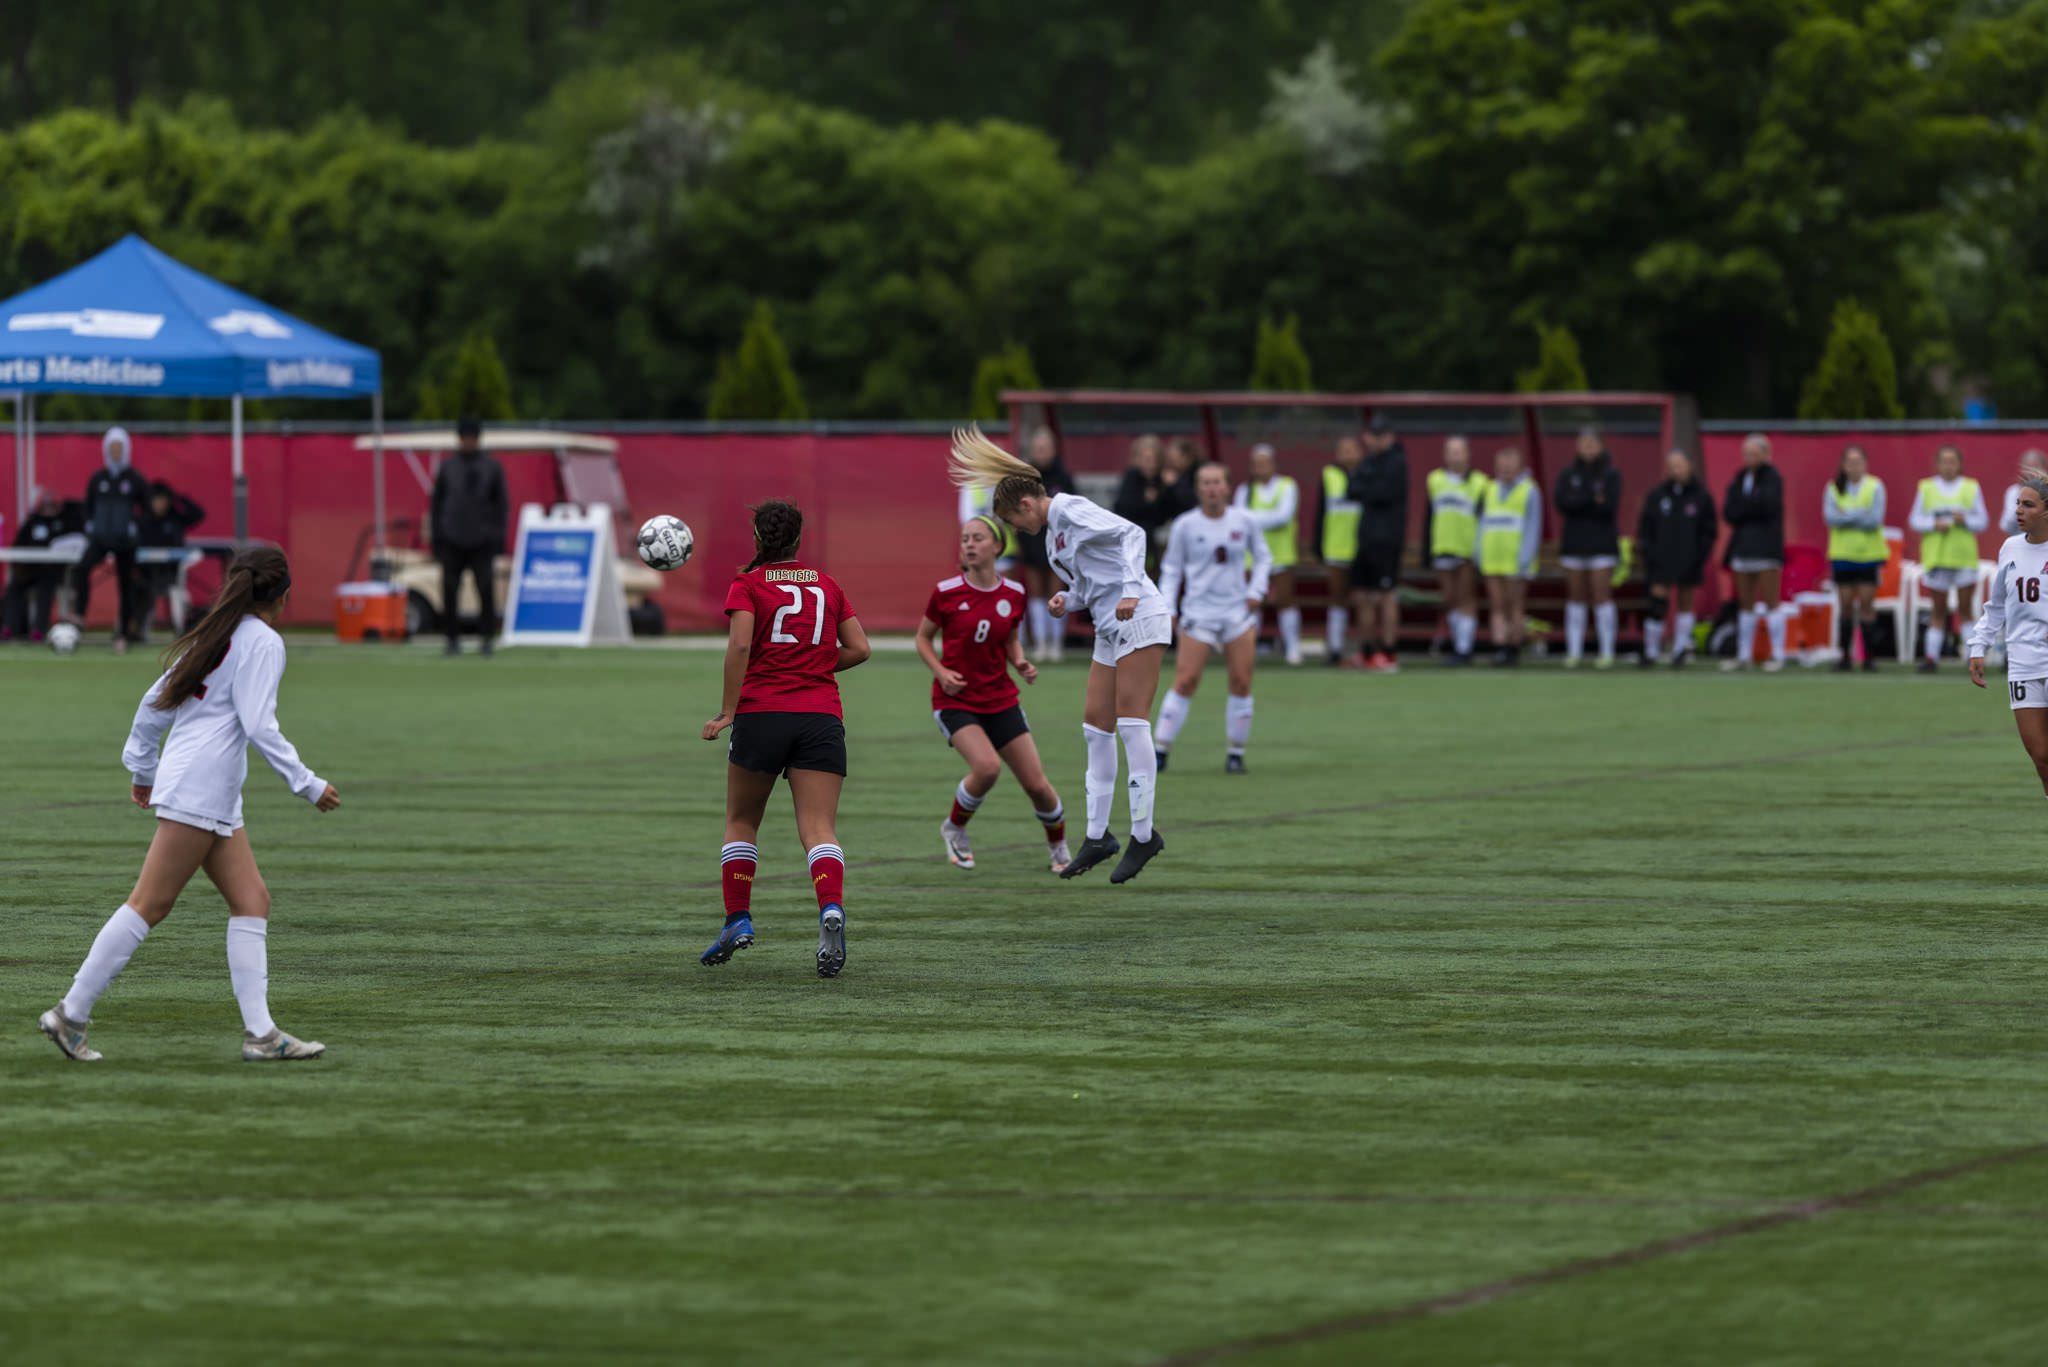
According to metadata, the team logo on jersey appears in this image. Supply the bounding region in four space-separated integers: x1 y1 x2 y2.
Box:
1230 531 1243 542
1055 534 1066 551
997 599 1013 617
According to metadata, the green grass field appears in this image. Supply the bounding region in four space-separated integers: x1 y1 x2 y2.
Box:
3 641 2045 1366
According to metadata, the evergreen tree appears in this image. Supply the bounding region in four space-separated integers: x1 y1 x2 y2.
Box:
969 342 1042 420
1797 300 1904 420
1516 323 1589 392
1248 313 1314 391
418 331 516 420
706 301 808 421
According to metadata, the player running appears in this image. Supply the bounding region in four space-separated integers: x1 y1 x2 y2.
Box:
919 515 1072 874
1156 462 1271 773
950 425 1171 884
38 546 341 1063
1969 477 2048 792
701 500 871 977
1233 443 1302 665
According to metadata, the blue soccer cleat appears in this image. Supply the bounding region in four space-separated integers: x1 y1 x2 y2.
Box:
700 915 755 967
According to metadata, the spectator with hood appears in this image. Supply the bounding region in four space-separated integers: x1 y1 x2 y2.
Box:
3 486 80 642
430 416 509 656
70 426 150 653
1554 425 1623 668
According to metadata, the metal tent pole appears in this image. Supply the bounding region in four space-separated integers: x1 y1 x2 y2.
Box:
232 394 247 544
24 392 34 515
372 389 387 576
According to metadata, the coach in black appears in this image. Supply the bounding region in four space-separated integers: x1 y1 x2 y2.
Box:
71 426 150 653
1346 414 1410 670
430 416 509 656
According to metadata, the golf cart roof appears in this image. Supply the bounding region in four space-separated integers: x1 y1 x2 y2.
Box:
353 429 619 454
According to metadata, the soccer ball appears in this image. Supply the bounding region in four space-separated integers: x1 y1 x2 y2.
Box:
47 622 81 655
637 514 694 571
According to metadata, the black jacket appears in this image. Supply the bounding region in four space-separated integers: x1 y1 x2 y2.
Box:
431 451 509 553
1348 441 1410 547
1636 479 1718 583
1554 454 1622 559
1720 463 1785 565
1113 469 1174 537
11 502 82 549
82 466 149 547
137 490 205 548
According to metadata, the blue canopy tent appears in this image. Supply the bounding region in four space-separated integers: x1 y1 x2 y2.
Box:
0 234 384 549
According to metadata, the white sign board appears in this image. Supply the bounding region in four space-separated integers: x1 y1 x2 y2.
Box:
499 503 631 648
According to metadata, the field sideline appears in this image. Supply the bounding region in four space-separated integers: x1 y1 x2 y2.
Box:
2 644 2045 1365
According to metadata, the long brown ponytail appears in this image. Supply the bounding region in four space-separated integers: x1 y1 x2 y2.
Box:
153 545 291 710
743 500 804 572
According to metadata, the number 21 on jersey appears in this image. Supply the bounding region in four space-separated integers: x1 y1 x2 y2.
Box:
770 585 827 644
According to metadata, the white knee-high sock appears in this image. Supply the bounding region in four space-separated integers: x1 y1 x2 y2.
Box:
1325 606 1348 656
1450 611 1476 655
1922 624 1942 662
1225 695 1254 755
1027 600 1054 655
1644 618 1665 661
1155 688 1192 750
1766 605 1788 661
1564 601 1587 660
226 917 275 1038
60 905 150 1023
1116 717 1156 840
1595 601 1618 659
1674 612 1696 656
1278 607 1302 659
1735 608 1755 662
1082 723 1119 840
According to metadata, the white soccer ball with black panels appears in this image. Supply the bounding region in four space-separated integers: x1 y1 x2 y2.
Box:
637 514 694 571
47 622 81 655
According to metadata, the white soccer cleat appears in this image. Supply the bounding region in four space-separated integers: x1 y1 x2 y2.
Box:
243 1028 325 1062
940 820 975 870
1048 840 1073 875
1762 658 1785 673
1285 643 1303 666
38 1006 101 1061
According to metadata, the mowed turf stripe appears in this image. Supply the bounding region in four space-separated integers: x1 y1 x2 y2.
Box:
1148 1140 2048 1366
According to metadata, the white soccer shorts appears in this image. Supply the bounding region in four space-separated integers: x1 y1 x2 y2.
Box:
1179 608 1259 650
1092 612 1175 667
2010 678 2048 711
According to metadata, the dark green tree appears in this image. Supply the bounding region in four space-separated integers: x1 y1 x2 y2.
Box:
706 301 808 420
970 343 1043 421
1517 323 1589 393
418 330 517 420
1248 313 1314 390
1796 300 1903 420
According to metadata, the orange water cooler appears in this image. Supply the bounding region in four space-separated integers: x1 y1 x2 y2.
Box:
335 582 408 642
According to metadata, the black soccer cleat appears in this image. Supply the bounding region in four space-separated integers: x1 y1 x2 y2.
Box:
1155 749 1171 772
1225 754 1247 774
1058 833 1121 879
1108 830 1164 884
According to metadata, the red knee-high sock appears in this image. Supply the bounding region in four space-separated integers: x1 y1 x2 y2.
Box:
721 841 756 921
949 780 983 828
1036 799 1066 845
808 843 845 910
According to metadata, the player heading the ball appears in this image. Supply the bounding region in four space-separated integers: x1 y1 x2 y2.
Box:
950 425 1169 885
701 500 870 978
39 545 341 1064
918 515 1072 874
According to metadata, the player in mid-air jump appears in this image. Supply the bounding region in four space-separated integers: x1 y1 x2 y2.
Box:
701 500 871 977
1154 462 1271 774
950 426 1171 884
38 545 340 1063
1970 477 2048 792
919 515 1072 874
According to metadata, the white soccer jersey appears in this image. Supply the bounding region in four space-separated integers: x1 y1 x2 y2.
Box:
1971 535 2048 679
1044 492 1168 622
1159 506 1272 624
122 616 326 830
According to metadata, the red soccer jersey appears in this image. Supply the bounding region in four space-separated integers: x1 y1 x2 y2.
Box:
723 560 856 717
923 573 1027 712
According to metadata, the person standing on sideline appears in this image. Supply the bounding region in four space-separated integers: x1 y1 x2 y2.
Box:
1720 433 1788 673
37 546 340 1063
1554 426 1622 668
1999 451 2047 536
2 486 77 642
1424 435 1490 666
1969 477 2048 791
1234 443 1303 664
1825 445 1888 671
1908 444 1989 674
430 416 508 657
1156 462 1272 773
1348 415 1410 672
1637 450 1718 668
71 426 150 653
1478 447 1541 666
1313 435 1363 662
1014 425 1076 662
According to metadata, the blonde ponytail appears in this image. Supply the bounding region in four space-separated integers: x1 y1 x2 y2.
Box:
949 425 1047 516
